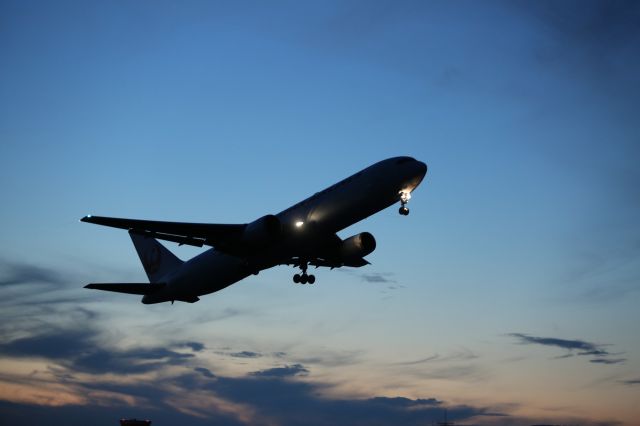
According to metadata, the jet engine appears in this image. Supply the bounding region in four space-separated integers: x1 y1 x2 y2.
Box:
242 215 282 250
339 232 376 263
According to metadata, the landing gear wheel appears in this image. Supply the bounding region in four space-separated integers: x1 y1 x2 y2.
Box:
399 206 409 215
292 262 316 285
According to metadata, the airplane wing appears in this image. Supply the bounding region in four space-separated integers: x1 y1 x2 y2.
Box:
284 256 370 269
81 215 245 249
85 283 166 295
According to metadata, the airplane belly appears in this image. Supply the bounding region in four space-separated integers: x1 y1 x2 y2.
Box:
167 249 250 299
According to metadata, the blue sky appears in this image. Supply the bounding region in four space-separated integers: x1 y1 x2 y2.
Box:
1 1 639 425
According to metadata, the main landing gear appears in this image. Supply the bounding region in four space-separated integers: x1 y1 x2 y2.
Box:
399 190 411 216
292 261 315 284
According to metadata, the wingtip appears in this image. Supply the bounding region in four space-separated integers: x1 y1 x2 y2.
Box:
80 214 92 223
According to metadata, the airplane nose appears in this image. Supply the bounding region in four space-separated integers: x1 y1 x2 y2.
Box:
416 161 427 177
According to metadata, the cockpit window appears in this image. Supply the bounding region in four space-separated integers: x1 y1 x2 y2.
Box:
395 157 414 165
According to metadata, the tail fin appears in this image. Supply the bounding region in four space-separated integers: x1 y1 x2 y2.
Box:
129 230 183 282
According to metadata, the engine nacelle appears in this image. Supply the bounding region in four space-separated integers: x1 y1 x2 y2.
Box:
242 215 282 250
340 232 376 263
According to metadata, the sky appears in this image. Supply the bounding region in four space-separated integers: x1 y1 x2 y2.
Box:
1 0 639 425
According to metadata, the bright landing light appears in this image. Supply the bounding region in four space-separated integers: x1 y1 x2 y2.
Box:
399 190 412 203
295 221 304 228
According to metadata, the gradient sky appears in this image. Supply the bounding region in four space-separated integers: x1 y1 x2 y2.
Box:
1 1 639 425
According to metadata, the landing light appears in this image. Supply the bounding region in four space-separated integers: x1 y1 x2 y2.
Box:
295 221 304 228
399 190 412 203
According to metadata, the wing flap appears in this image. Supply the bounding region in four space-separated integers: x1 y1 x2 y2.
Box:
85 283 166 295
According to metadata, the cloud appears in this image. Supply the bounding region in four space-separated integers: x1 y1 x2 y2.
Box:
0 399 230 426
354 271 405 295
249 364 308 378
182 342 205 352
197 372 497 426
395 354 440 365
194 367 215 378
508 333 625 365
367 396 440 408
0 367 502 426
416 365 486 382
294 349 362 367
620 378 640 385
0 326 203 375
74 345 195 374
360 272 396 284
0 259 94 322
589 358 625 365
229 351 262 358
394 349 478 366
0 328 94 360
0 258 65 287
0 317 613 426
389 349 485 383
0 258 627 425
509 333 601 352
0 307 506 425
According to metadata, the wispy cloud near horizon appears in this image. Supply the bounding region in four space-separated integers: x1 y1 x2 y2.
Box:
508 333 626 365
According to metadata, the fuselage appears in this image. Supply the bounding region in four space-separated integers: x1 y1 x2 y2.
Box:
142 157 427 304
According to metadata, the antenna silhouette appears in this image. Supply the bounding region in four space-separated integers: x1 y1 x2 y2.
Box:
437 409 455 426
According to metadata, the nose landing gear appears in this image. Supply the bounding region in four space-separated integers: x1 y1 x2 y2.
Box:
292 262 316 284
399 191 411 216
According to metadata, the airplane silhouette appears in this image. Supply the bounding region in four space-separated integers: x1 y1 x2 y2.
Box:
82 156 427 304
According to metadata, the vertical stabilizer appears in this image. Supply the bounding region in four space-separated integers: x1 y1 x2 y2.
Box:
129 230 183 282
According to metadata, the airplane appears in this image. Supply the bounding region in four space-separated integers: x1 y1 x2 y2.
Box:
81 156 427 304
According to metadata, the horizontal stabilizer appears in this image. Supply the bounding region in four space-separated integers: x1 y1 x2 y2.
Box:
85 283 166 295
